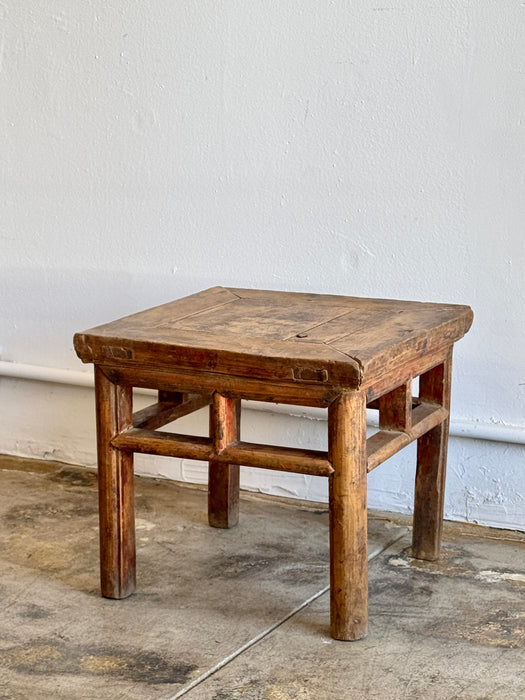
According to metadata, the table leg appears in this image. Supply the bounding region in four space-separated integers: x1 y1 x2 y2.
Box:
208 394 241 528
94 366 136 598
412 352 453 561
328 391 368 641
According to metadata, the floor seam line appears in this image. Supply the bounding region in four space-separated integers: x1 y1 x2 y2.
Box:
164 584 330 700
165 529 407 699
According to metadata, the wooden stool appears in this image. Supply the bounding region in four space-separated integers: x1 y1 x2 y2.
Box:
74 287 473 641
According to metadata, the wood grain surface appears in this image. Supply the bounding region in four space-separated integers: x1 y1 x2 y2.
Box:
74 287 473 390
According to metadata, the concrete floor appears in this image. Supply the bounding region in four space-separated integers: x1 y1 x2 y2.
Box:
0 456 524 699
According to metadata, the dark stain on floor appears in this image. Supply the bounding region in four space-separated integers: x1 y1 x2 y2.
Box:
205 544 329 587
17 603 52 620
2 641 197 685
3 499 98 527
382 545 525 650
206 551 277 579
47 466 98 488
369 572 434 601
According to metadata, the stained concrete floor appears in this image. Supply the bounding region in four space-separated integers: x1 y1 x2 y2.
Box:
0 456 524 700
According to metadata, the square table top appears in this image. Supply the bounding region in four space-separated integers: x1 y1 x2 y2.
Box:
74 287 473 390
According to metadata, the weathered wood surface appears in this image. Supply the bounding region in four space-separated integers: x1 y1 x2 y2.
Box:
220 441 333 477
208 394 241 528
379 381 413 432
94 366 136 599
112 429 211 461
328 391 368 641
364 345 450 403
100 365 339 407
111 429 333 477
367 403 449 472
76 288 473 643
412 354 453 561
74 287 473 390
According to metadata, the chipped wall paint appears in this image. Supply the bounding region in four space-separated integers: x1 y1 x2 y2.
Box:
1 2 524 530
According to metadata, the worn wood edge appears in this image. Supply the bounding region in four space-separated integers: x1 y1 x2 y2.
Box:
74 329 352 366
364 345 451 402
357 311 473 382
74 333 361 388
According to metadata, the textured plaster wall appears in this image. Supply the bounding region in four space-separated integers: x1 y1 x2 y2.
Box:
1 2 524 529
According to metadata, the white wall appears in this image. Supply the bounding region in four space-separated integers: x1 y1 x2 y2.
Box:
1 1 524 530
